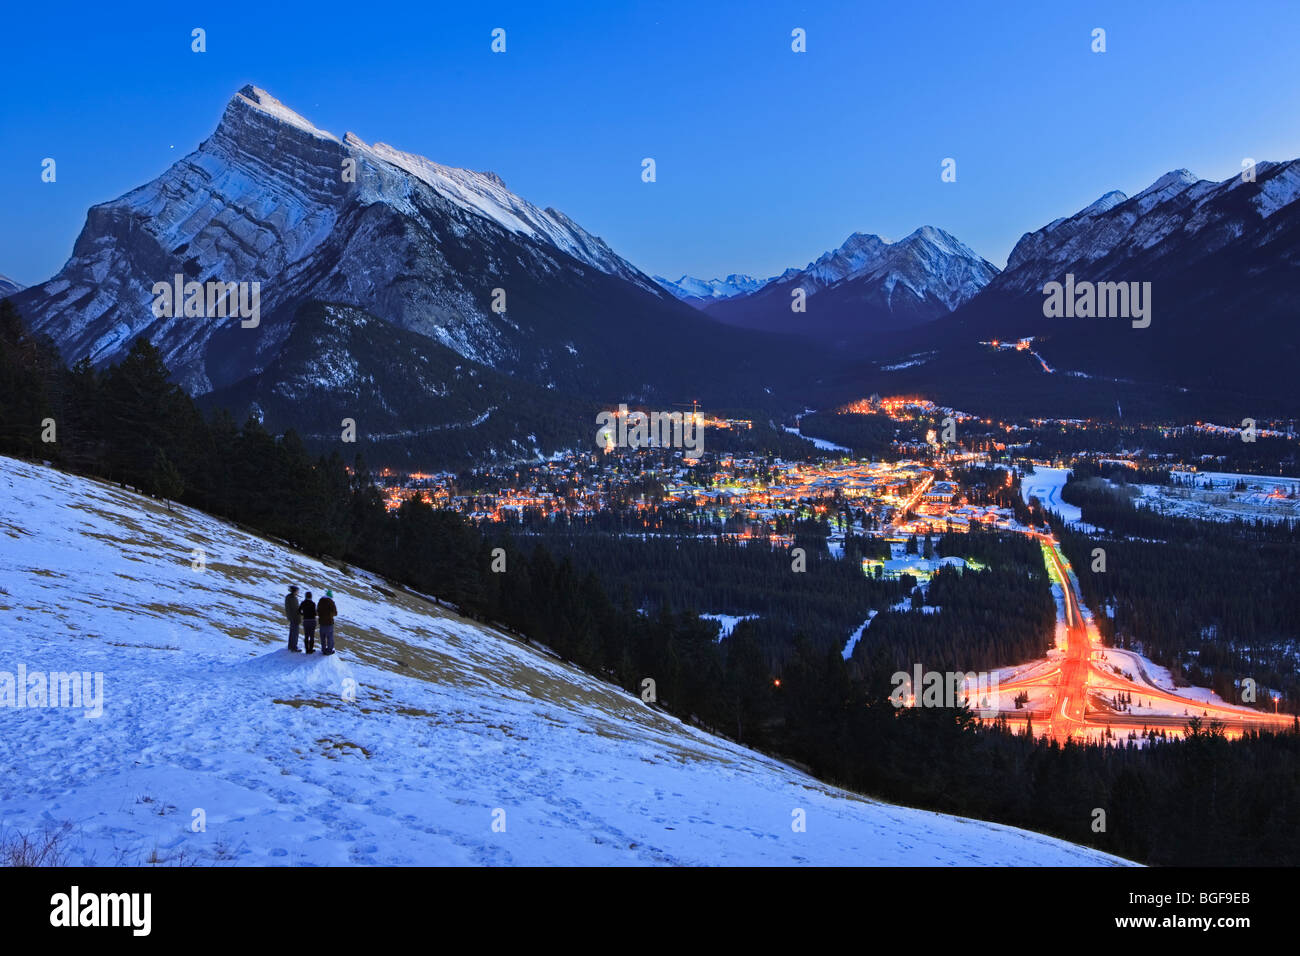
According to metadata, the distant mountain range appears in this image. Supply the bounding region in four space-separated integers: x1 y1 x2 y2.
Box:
0 274 23 297
10 85 1300 437
658 227 999 344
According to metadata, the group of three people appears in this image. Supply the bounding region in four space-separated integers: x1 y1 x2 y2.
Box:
283 584 339 655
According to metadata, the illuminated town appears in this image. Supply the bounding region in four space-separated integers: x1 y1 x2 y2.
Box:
365 394 1298 749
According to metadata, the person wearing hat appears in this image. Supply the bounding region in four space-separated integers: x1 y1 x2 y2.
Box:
299 591 318 654
317 589 338 656
283 584 301 652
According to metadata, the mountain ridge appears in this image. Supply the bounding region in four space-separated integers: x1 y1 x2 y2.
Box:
703 226 999 341
653 273 769 306
11 86 813 413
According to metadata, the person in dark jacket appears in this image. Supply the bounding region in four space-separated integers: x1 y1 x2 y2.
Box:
284 585 301 652
300 591 318 654
317 589 338 656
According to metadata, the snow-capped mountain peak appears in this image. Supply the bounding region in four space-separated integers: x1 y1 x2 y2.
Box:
803 232 891 286
871 227 1000 310
1140 168 1199 196
654 272 770 304
1131 168 1202 214
1079 190 1128 218
792 226 994 297
1250 160 1300 217
657 225 995 317
232 85 340 143
220 88 653 292
353 136 649 287
780 226 991 306
896 225 977 261
13 86 676 395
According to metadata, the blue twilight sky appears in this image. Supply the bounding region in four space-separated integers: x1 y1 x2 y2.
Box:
2 0 1299 287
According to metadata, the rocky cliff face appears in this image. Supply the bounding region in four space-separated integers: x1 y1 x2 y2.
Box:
704 226 998 340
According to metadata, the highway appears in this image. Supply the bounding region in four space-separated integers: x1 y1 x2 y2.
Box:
988 531 1291 742
892 474 934 528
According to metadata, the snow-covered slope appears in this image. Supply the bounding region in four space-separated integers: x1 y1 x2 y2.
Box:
0 456 1130 866
0 274 23 297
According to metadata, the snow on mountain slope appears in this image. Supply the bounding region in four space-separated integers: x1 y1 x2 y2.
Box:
998 159 1300 292
656 226 996 314
773 227 997 307
0 456 1131 866
801 232 893 288
357 136 649 289
0 274 23 297
1253 161 1300 218
874 157 1300 415
864 226 999 310
653 273 769 306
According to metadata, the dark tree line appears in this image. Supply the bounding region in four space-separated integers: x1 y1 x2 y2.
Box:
857 529 1056 675
1020 422 1297 475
